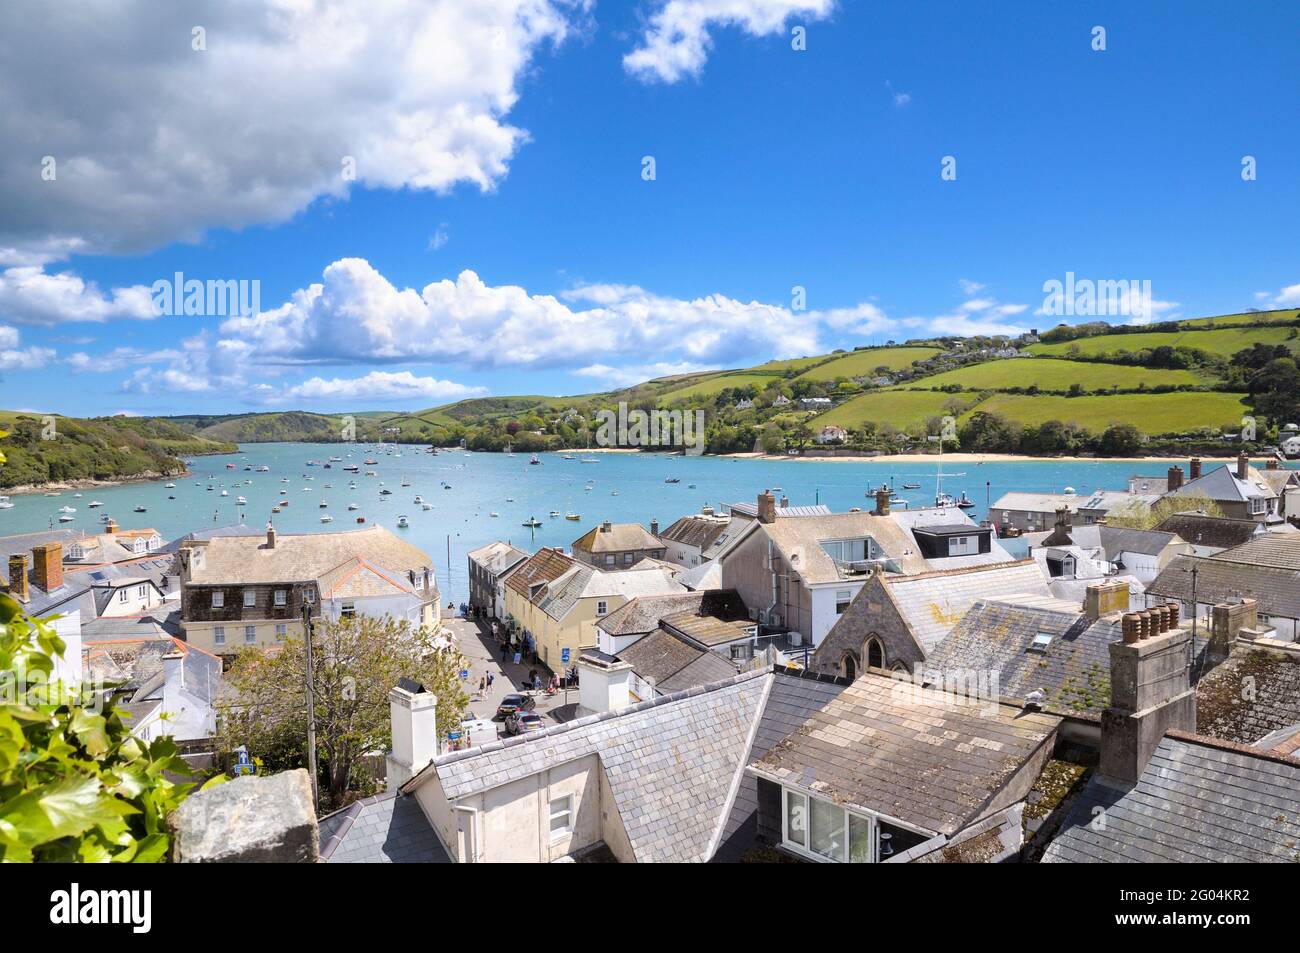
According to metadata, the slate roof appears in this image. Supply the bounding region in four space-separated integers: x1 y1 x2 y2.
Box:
466 541 529 576
571 522 661 554
596 589 749 636
1195 649 1300 745
616 628 737 693
1042 735 1300 863
409 670 771 863
661 609 754 647
925 595 1122 715
728 501 833 519
713 668 850 862
533 564 684 622
1209 533 1300 571
318 791 450 863
751 673 1060 836
0 528 92 558
890 507 1016 568
317 556 416 599
505 547 575 599
1167 462 1276 503
760 511 932 584
155 523 268 554
82 628 225 711
657 515 730 551
1258 467 1300 495
186 525 432 585
1153 512 1263 551
1147 554 1300 620
885 560 1050 654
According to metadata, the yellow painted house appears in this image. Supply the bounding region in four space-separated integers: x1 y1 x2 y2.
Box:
504 548 685 669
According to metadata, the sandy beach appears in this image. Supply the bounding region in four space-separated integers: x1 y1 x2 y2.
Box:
723 451 1259 465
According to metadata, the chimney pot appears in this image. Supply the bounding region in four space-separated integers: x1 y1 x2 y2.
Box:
601 520 612 533
757 490 777 524
266 522 277 548
874 486 891 516
1121 612 1139 643
1137 610 1152 640
1165 601 1180 628
649 519 659 536
1189 457 1202 479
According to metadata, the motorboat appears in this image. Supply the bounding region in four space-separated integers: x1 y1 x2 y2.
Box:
58 513 75 522
220 490 228 496
522 517 542 527
236 496 247 505
421 503 433 511
380 488 393 496
955 491 976 509
565 513 581 521
413 495 425 504
319 500 328 508
320 514 333 523
272 506 281 513
133 505 147 513
529 454 542 465
664 478 680 484
549 510 561 517
0 496 12 509
165 482 176 488
348 502 359 510
58 505 77 514
490 512 500 518
257 466 270 472
87 500 103 507
902 483 921 490
396 515 409 528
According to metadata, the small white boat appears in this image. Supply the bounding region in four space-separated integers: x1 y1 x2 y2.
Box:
320 514 333 523
236 496 247 505
549 510 561 517
396 515 410 528
413 495 425 504
421 502 433 511
348 502 359 510
58 514 75 522
87 500 103 508
133 505 147 513
220 490 228 497
0 496 13 509
319 500 328 508
489 511 500 518
165 482 176 488
73 492 82 498
257 466 270 472
380 488 393 496
522 517 542 527
58 505 76 514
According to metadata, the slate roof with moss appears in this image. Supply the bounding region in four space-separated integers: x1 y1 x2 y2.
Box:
186 525 433 585
657 515 731 551
1152 512 1264 551
750 673 1060 837
596 589 749 636
1147 554 1300 620
1195 648 1300 745
616 627 738 693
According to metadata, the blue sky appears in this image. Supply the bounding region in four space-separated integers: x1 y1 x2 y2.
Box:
1 0 1298 417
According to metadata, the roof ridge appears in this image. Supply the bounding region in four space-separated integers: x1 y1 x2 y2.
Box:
1165 728 1300 769
889 557 1035 582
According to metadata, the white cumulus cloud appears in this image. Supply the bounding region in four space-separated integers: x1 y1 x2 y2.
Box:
624 0 835 83
275 371 487 403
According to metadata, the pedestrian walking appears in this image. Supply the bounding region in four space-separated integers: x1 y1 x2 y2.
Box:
486 673 494 690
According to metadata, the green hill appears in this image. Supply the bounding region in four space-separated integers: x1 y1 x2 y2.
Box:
1028 324 1299 360
906 357 1206 391
0 412 237 489
964 392 1250 435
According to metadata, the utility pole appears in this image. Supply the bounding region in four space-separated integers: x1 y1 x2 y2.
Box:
301 602 319 813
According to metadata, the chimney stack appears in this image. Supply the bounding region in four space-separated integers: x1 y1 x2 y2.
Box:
162 651 185 720
1166 466 1184 492
576 652 634 716
649 519 659 537
31 542 62 593
266 522 277 549
780 495 790 509
874 485 891 516
1054 505 1072 530
7 554 29 602
1237 451 1249 480
1084 579 1129 620
1189 457 1202 479
386 679 439 790
1209 598 1258 654
105 518 120 534
1101 610 1196 783
600 519 612 533
757 490 777 524
1266 457 1279 470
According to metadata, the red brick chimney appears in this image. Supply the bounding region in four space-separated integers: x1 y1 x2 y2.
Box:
1236 451 1249 480
7 554 29 602
31 542 63 593
757 490 777 524
1189 457 1202 480
1266 457 1279 470
1166 466 1184 492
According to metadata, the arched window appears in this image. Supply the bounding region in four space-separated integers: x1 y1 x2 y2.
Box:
866 637 885 670
841 652 858 681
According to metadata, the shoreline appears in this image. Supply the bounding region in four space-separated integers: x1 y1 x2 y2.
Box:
720 451 1278 465
1 469 187 497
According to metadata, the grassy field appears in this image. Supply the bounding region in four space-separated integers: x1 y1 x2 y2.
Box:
906 357 1206 391
1179 308 1298 327
659 373 783 401
794 346 943 381
1028 325 1298 359
814 390 983 432
745 355 829 374
965 392 1250 435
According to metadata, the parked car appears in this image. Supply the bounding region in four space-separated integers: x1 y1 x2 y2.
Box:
505 711 546 736
495 693 535 720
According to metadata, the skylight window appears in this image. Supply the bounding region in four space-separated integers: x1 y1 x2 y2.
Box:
1028 632 1053 653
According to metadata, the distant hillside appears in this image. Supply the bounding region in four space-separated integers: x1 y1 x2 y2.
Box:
0 412 237 490
71 306 1299 461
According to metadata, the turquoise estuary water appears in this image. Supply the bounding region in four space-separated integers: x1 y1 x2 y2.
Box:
3 444 1295 603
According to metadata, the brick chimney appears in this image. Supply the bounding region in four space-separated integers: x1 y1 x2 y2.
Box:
1102 609 1196 783
1054 505 1072 530
600 519 612 533
1166 465 1184 492
873 486 891 516
1236 451 1249 480
1266 457 1279 470
7 553 29 602
649 519 659 537
757 490 777 524
105 518 119 534
1189 457 1202 479
32 542 63 593
266 522 277 549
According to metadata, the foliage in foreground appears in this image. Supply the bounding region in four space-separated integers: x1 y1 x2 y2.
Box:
215 614 469 813
0 593 216 862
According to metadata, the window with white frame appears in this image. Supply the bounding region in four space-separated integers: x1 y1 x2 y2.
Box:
782 787 875 863
243 589 255 607
549 795 573 839
117 589 128 603
275 623 287 641
211 591 224 608
835 590 852 614
244 625 257 644
340 601 356 618
947 535 975 556
1250 497 1265 515
274 590 287 606
623 552 634 565
604 554 615 566
213 626 226 645
137 584 147 598
304 587 316 604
